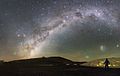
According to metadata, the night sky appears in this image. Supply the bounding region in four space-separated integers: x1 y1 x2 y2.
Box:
0 0 120 61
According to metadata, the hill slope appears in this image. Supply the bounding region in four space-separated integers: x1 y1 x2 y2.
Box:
82 57 120 68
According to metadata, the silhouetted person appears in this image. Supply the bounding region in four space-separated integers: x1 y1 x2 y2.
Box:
104 58 110 69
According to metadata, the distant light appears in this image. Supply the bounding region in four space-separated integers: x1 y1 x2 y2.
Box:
113 64 116 67
108 64 111 67
74 64 77 65
116 61 120 62
97 64 99 66
85 56 90 59
66 64 70 65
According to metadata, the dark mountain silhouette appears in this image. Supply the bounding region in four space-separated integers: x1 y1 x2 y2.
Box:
8 57 72 64
5 57 86 66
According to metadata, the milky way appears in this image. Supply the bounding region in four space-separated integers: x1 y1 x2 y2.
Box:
0 0 120 61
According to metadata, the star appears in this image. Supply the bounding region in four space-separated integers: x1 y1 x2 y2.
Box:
100 45 107 52
116 44 120 48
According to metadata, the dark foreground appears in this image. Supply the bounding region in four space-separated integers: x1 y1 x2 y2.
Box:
0 64 120 76
0 57 120 76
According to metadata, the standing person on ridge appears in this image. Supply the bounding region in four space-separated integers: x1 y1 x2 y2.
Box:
104 58 110 69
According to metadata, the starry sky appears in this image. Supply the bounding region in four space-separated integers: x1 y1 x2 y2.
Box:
0 0 120 61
